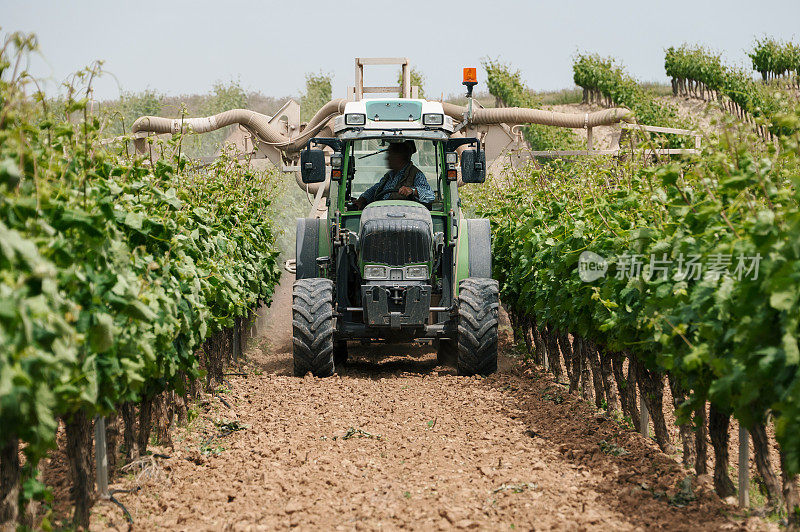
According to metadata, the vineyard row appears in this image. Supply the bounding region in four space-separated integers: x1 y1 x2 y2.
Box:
472 60 800 524
0 34 281 528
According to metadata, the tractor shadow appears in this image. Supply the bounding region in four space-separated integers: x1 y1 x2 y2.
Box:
336 342 456 379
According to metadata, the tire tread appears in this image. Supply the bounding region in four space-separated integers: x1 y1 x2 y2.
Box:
456 278 499 376
292 278 335 377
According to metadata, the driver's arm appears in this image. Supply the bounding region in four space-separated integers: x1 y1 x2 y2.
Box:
411 171 435 204
355 172 388 209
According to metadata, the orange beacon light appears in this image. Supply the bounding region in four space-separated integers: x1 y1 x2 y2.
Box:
463 67 477 97
463 67 477 84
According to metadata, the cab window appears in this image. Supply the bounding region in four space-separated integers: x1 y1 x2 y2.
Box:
347 139 441 203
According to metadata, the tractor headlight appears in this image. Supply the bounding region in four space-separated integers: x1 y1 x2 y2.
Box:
422 113 444 126
345 113 366 126
445 152 458 164
364 265 388 280
404 265 428 280
330 153 343 169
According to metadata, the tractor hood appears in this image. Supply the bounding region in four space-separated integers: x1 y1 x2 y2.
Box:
359 201 433 268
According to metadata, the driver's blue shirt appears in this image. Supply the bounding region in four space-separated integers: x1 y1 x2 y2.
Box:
359 163 435 205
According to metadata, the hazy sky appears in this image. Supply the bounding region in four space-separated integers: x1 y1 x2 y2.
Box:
3 0 799 103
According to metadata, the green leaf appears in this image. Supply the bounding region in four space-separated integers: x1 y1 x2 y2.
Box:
0 158 22 187
770 290 796 312
784 332 800 366
124 212 144 231
123 300 157 322
88 313 114 353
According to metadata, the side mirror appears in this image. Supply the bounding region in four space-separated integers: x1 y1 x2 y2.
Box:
460 149 486 184
300 149 326 184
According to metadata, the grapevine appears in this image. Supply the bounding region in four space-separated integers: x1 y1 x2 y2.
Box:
0 33 280 526
664 43 796 138
572 53 692 148
748 37 800 84
466 108 800 520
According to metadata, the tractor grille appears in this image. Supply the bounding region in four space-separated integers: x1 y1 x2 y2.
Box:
359 203 432 266
360 219 432 265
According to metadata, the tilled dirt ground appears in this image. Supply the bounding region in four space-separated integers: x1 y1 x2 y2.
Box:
87 321 769 531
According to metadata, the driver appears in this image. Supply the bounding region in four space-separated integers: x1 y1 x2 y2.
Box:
353 140 435 209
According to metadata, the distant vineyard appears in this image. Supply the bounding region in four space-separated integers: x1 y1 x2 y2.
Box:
483 59 582 152
0 34 280 527
664 44 796 138
749 37 800 83
572 53 690 147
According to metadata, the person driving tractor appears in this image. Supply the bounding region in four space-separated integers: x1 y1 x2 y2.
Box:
353 140 435 209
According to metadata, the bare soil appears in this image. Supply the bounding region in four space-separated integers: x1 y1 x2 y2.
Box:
82 305 770 531
656 96 726 135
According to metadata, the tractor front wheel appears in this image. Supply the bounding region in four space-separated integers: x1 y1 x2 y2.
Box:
292 278 335 377
456 278 499 376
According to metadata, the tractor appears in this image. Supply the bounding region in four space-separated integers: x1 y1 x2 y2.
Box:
294 92 498 377
128 58 661 377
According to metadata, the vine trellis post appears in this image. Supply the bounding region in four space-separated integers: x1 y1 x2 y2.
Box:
94 417 109 499
640 401 650 438
739 426 750 508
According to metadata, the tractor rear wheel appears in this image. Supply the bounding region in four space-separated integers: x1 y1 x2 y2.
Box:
292 278 335 377
456 278 499 376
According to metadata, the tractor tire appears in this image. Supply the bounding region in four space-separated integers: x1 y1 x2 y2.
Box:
436 338 458 367
334 340 348 366
295 218 321 280
466 219 492 278
292 278 335 377
456 278 499 376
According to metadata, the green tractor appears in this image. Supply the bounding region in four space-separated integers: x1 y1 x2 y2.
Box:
126 60 640 379
294 96 498 377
